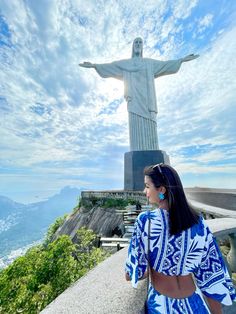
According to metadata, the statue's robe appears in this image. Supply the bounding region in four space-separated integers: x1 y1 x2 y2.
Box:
95 58 182 151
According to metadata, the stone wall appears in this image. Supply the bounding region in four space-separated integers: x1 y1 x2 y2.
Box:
185 188 236 211
81 190 147 203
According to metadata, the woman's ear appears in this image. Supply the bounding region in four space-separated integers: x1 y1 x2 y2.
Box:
160 186 166 194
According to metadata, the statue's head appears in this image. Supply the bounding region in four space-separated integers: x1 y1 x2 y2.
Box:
132 37 143 58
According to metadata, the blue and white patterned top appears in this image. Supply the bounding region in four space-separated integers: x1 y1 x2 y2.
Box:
125 208 236 306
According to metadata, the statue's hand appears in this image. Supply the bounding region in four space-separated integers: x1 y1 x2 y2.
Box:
149 111 157 121
182 54 199 62
79 62 95 68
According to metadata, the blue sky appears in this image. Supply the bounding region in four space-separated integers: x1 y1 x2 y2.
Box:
0 0 236 203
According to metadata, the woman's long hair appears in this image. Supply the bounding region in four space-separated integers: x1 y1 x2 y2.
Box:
144 164 200 235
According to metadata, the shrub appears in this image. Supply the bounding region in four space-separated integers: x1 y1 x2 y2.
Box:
43 214 68 246
0 228 109 314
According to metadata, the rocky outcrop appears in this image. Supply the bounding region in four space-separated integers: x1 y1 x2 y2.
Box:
53 188 236 245
52 205 124 242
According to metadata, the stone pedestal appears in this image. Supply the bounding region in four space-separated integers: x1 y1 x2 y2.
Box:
124 150 170 191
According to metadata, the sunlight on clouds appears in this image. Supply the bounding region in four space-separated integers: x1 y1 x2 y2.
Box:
116 99 129 124
0 0 236 199
157 25 236 152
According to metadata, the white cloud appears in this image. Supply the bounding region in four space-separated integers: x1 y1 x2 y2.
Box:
156 26 236 153
198 13 214 30
172 0 199 19
0 0 236 200
191 13 214 39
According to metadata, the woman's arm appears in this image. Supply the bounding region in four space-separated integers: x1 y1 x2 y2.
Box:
125 271 148 281
205 296 222 314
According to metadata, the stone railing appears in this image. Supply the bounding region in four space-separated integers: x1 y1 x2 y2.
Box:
40 247 146 314
185 188 236 211
189 199 236 219
206 218 236 275
188 199 236 276
41 215 236 314
81 190 147 203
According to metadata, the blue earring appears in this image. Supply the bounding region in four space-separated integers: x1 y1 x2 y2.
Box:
159 192 165 200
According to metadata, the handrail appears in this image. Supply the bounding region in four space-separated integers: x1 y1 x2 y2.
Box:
189 199 236 219
207 218 236 237
41 218 236 314
99 237 129 250
40 247 146 314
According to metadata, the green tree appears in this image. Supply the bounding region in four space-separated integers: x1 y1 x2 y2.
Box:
43 214 68 246
0 228 109 314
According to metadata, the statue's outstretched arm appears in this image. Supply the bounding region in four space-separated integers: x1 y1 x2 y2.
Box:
79 61 123 79
181 54 199 63
79 62 96 68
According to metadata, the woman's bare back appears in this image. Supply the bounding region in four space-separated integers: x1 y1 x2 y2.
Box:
150 269 196 298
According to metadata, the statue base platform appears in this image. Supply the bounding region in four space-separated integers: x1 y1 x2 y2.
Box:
124 150 170 191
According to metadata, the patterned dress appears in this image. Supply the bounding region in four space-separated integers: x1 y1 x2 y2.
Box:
125 208 236 313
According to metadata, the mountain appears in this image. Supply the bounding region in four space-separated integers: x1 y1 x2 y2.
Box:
0 196 25 219
0 186 82 268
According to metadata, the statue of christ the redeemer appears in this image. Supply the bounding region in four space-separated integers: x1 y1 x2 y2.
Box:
80 37 199 151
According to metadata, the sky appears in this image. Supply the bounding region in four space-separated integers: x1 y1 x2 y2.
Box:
0 0 236 204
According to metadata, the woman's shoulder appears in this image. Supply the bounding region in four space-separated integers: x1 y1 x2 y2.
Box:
189 215 210 239
136 210 148 224
197 215 212 231
136 208 161 224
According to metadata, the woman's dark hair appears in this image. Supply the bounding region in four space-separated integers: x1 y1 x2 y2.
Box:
144 163 200 235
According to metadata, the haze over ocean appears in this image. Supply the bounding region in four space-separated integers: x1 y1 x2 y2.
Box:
0 0 236 203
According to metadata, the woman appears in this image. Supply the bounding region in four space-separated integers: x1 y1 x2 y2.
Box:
125 163 236 313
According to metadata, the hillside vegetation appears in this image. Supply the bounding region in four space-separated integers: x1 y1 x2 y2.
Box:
0 218 109 314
